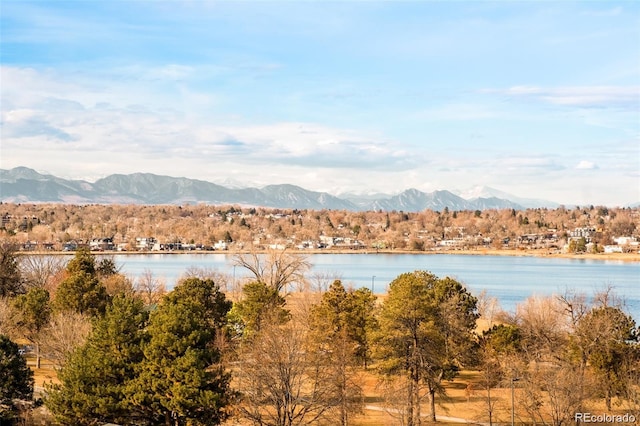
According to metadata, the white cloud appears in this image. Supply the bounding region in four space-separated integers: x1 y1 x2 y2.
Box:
502 86 541 96
575 160 599 170
2 65 637 205
495 156 566 173
491 85 640 109
182 121 412 170
1 65 415 185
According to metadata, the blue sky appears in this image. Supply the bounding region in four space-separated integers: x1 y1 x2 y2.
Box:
1 1 639 206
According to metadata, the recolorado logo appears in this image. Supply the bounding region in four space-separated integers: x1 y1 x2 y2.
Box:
575 413 637 423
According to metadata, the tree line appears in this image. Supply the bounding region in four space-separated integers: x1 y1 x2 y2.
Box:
0 243 638 425
1 203 638 253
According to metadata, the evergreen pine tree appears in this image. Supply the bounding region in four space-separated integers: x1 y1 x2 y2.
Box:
130 278 234 425
375 270 478 424
13 287 51 368
0 334 33 422
53 249 110 316
45 295 149 425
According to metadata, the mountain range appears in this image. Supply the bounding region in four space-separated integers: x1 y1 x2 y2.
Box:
0 166 564 212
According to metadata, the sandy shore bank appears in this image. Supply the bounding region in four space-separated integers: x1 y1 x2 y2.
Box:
19 248 640 262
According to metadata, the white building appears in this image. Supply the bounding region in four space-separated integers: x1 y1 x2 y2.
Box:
214 240 228 250
136 237 157 251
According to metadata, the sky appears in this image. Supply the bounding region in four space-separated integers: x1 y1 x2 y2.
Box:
1 1 639 206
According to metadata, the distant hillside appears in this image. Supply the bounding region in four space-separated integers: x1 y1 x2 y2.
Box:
368 189 475 212
1 167 558 211
455 185 560 209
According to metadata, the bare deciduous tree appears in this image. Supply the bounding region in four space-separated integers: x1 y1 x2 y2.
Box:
0 297 20 337
621 347 640 421
102 274 135 297
233 249 310 294
476 289 502 330
180 266 230 292
40 311 91 368
477 337 503 426
19 254 66 290
513 295 602 425
308 270 342 293
523 362 591 426
376 375 417 426
516 295 567 361
133 269 166 306
236 314 343 426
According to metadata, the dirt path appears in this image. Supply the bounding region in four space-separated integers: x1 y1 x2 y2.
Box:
364 404 491 425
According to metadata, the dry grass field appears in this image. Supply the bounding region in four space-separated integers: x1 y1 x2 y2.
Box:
25 352 634 425
21 292 636 425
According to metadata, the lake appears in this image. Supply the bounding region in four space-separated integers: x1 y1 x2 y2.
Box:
110 253 640 320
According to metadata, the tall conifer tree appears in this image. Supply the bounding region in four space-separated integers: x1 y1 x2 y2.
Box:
376 270 478 425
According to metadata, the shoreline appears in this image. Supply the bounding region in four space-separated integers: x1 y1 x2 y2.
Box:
17 248 640 262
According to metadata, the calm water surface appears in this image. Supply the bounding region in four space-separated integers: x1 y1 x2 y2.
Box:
112 253 640 319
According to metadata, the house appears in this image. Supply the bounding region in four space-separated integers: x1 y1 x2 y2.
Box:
22 241 38 251
1 214 11 227
319 235 336 247
570 227 596 242
90 238 115 251
604 245 623 254
438 238 465 248
518 234 540 245
135 237 157 251
336 237 364 249
63 241 79 251
296 240 317 249
614 236 636 246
